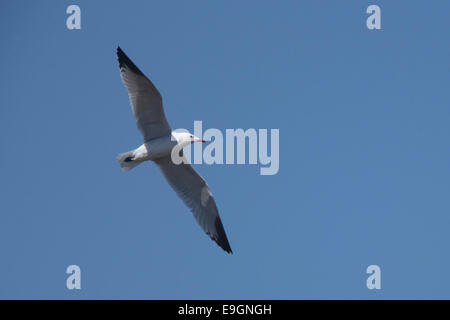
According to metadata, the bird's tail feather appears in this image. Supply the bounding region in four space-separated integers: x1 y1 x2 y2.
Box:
116 150 142 172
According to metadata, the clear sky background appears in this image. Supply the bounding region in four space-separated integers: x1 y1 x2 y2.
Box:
0 1 449 299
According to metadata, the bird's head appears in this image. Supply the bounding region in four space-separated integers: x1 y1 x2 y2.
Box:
172 132 205 147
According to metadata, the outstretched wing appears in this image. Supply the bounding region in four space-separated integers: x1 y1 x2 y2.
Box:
155 156 233 253
117 47 171 142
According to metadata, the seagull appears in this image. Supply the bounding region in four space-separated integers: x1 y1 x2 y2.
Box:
115 47 232 254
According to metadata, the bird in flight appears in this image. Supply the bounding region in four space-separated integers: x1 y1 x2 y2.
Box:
115 47 232 254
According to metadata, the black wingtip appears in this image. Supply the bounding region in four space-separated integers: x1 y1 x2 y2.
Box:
214 217 233 254
116 46 144 75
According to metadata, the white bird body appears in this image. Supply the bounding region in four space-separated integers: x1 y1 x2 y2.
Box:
115 47 232 253
117 132 202 170
132 136 175 162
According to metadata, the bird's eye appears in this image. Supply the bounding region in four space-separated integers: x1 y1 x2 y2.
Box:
190 135 193 138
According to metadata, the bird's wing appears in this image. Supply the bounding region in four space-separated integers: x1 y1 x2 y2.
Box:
155 156 232 253
117 47 171 142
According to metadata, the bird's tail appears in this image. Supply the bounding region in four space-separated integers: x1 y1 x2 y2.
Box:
116 150 142 172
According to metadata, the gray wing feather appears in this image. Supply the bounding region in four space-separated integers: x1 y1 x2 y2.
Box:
155 156 232 253
117 47 171 142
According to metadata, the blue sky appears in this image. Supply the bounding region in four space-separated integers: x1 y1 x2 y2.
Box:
0 1 449 299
